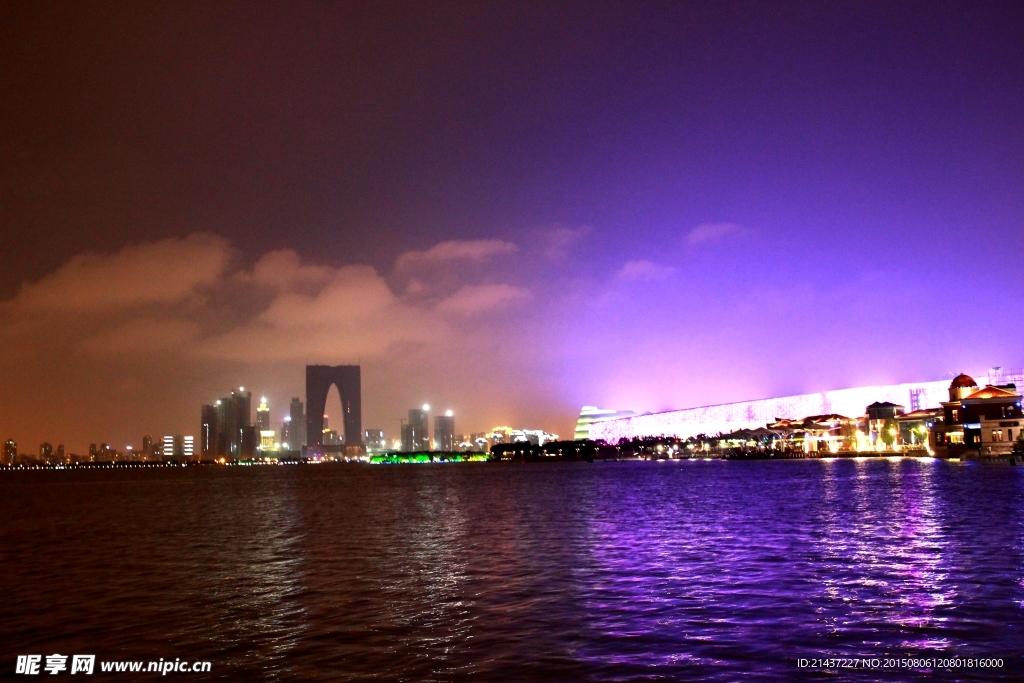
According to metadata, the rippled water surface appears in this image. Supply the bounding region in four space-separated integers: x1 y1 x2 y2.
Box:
2 460 1023 680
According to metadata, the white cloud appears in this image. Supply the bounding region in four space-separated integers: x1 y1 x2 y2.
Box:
11 233 230 312
199 265 438 362
686 222 743 245
247 249 333 292
395 239 518 270
437 284 532 316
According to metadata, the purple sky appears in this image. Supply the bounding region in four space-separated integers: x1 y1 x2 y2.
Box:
1 2 1022 450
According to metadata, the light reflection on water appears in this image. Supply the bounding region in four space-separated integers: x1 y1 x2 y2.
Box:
1 461 1022 681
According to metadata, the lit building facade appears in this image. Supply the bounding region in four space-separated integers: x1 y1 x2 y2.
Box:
256 397 270 431
935 373 1023 457
590 379 957 442
574 406 636 440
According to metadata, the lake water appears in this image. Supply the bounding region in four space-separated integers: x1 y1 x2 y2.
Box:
2 460 1022 681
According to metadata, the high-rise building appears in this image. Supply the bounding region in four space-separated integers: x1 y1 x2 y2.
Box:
39 442 53 461
142 435 153 460
56 444 65 461
201 404 219 459
239 426 258 459
402 406 430 451
256 397 270 431
260 430 276 451
216 388 251 459
364 429 385 452
435 411 455 451
3 439 16 465
183 435 195 460
289 398 306 448
280 416 293 448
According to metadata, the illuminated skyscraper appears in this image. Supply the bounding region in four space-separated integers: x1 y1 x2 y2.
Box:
256 397 270 431
4 439 17 464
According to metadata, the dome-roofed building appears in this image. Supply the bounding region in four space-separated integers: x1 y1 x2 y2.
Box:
935 374 1023 458
949 373 978 401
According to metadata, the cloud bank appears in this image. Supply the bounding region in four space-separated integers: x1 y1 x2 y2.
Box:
0 226 1017 453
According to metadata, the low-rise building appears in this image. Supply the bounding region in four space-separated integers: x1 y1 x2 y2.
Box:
935 374 1022 457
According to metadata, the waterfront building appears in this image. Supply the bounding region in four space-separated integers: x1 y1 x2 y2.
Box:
259 430 276 451
141 435 153 460
897 409 941 449
364 429 386 452
156 435 194 460
203 388 253 459
765 414 853 453
402 406 430 451
39 442 53 461
4 439 16 465
935 374 1022 457
510 429 559 446
574 406 636 440
435 411 455 451
865 401 905 450
590 378 958 443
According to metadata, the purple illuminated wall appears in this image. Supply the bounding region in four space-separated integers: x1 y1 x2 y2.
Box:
589 380 953 441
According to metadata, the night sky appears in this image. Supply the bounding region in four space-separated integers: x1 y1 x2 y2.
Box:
1 1 1022 451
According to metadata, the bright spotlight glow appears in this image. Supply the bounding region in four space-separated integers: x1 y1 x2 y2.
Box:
445 410 453 417
423 404 430 411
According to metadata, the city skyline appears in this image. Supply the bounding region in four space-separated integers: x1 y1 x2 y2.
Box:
1 2 1022 451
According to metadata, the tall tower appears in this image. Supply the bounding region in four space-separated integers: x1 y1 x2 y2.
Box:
201 404 219 459
435 411 455 451
289 398 306 447
305 365 361 453
256 397 270 431
403 405 429 451
223 388 251 459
